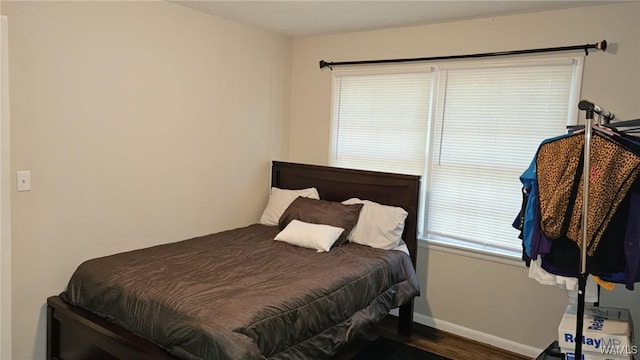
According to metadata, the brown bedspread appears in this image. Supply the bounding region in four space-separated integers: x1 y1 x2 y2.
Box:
61 224 420 360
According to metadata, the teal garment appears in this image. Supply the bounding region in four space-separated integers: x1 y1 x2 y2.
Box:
520 133 575 258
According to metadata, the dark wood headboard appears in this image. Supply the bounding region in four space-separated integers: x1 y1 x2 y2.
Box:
271 161 421 269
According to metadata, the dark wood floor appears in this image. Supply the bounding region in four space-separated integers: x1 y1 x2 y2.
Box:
331 316 532 360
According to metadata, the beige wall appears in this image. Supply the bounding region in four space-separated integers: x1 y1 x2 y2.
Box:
290 2 640 355
7 1 291 359
5 1 640 358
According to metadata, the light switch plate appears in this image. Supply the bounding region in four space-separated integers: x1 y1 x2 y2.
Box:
17 171 31 192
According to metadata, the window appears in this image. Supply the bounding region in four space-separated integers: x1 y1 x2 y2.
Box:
330 57 583 257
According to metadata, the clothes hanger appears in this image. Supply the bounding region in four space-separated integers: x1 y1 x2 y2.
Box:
593 122 619 137
566 122 619 137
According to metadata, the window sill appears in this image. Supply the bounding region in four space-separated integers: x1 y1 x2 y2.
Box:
418 237 527 268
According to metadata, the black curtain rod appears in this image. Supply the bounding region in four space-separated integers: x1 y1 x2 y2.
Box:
319 40 607 69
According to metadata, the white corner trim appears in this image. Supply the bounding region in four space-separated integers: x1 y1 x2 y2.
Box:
389 309 542 358
0 15 11 360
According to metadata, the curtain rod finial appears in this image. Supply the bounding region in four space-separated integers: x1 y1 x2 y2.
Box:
319 60 332 70
597 40 607 51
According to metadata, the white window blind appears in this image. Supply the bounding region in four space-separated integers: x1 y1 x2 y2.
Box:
330 57 582 257
331 69 432 176
427 60 579 253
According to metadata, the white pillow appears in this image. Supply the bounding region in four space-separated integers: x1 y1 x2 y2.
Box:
342 198 408 250
274 220 344 252
259 187 320 226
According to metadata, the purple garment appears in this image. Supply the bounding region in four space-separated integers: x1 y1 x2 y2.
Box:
541 189 640 290
600 191 640 290
529 195 553 260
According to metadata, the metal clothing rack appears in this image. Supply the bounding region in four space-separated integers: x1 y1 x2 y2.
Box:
573 99 616 360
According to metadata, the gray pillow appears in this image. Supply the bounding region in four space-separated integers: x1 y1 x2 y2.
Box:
279 197 363 247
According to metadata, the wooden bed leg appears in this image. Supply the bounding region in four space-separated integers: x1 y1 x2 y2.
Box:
47 302 59 360
397 301 414 336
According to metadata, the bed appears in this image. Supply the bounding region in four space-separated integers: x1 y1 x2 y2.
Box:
47 161 421 360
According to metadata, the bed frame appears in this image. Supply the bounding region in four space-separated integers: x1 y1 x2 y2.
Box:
47 161 421 360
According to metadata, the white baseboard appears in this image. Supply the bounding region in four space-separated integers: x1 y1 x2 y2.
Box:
389 309 542 358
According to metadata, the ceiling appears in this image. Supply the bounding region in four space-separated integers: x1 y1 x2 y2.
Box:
169 1 620 38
